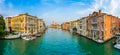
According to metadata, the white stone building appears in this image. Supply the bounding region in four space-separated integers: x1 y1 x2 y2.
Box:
77 17 88 36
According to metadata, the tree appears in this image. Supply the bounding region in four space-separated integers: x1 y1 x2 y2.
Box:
0 14 5 37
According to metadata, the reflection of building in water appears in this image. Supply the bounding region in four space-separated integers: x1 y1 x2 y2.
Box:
0 41 7 55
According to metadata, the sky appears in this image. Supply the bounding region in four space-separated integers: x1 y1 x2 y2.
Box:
0 0 120 25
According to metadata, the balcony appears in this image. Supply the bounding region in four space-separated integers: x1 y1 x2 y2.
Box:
91 24 99 31
90 19 98 24
91 22 98 24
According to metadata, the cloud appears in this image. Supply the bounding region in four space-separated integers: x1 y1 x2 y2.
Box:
0 0 22 18
77 0 120 17
1 0 120 25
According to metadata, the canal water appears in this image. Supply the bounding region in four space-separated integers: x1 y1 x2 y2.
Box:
0 28 120 55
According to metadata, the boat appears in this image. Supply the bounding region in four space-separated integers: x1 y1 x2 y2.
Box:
21 35 36 40
5 34 21 39
35 32 42 37
114 44 120 49
20 33 30 37
35 34 41 37
114 37 120 49
115 33 120 36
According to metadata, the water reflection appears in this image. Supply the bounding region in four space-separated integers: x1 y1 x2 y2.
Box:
74 34 119 55
0 40 7 55
0 28 120 55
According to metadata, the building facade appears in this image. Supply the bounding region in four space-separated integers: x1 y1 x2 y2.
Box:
5 13 46 34
5 17 12 32
118 19 120 33
70 20 79 33
77 17 88 36
37 19 46 33
88 10 119 42
50 21 61 29
61 22 70 31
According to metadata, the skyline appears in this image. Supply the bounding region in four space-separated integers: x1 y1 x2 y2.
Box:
0 0 120 25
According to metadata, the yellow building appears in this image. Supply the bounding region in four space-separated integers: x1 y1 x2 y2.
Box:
37 19 46 33
70 20 79 33
5 13 46 34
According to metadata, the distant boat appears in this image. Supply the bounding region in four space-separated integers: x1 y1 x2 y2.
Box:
114 37 120 49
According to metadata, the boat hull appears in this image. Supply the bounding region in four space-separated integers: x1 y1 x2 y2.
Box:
114 44 120 49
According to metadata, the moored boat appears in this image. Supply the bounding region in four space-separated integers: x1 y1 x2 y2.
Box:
35 33 41 37
114 37 120 49
5 34 20 39
114 44 120 49
21 35 36 40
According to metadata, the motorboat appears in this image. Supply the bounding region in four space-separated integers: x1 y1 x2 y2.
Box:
20 33 30 37
21 35 36 40
114 44 120 49
35 32 42 37
5 33 21 39
35 34 41 37
114 37 120 49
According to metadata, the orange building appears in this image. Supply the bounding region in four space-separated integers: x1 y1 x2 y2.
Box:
118 19 120 32
61 22 71 31
88 10 119 42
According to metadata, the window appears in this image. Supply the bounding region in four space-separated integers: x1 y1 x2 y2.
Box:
80 21 82 23
80 26 82 29
92 18 97 22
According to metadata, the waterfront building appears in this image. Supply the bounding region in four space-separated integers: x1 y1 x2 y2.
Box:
118 19 120 33
37 19 46 33
77 17 88 36
70 20 79 33
5 13 46 34
87 10 120 42
57 25 61 29
61 22 70 31
5 17 12 32
50 21 61 29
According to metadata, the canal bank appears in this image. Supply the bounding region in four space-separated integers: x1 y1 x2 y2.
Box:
0 28 120 55
75 32 116 44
